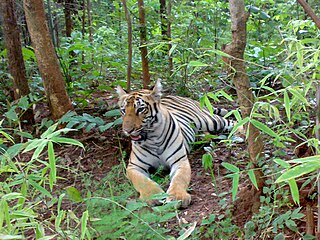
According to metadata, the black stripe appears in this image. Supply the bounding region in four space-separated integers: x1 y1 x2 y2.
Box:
170 155 186 168
165 142 184 161
133 150 154 169
161 115 177 151
130 162 148 173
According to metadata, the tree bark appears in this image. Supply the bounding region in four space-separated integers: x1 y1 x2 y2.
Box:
24 0 73 119
121 0 133 91
297 0 320 29
0 0 34 124
64 0 73 38
167 0 173 75
296 2 320 236
222 0 265 213
137 0 151 88
87 0 93 44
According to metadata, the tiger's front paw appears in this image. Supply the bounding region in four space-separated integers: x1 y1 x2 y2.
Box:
167 190 191 208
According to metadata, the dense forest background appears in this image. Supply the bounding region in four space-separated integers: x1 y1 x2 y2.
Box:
0 0 320 239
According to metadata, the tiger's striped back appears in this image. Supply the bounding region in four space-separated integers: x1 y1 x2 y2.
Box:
161 95 233 151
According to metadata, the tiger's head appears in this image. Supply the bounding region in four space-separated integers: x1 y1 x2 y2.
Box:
116 80 162 141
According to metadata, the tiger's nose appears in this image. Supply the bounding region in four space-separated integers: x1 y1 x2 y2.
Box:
123 127 134 136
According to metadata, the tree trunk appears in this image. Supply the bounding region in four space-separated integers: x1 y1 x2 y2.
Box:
159 0 173 77
87 0 93 44
64 0 73 38
159 0 167 39
297 0 320 28
137 0 151 88
167 0 173 75
0 0 34 124
296 1 320 236
24 0 73 119
222 0 264 213
121 0 133 91
81 0 86 63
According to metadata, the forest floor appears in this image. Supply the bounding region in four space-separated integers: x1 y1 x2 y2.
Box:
31 89 316 239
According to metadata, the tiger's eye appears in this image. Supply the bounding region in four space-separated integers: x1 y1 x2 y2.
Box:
137 107 145 113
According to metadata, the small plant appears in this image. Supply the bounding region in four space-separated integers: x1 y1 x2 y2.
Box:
0 122 90 239
59 109 122 132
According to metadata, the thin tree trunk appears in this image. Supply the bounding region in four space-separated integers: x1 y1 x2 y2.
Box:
87 0 93 44
296 1 320 236
0 0 34 124
81 0 86 63
64 0 73 38
24 0 73 119
297 0 320 28
46 0 57 47
167 0 173 75
121 0 132 91
137 0 151 88
222 0 264 213
159 0 167 39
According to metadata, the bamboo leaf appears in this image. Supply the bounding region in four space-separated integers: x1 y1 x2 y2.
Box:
250 119 278 138
247 169 259 190
48 141 56 191
81 210 89 239
275 161 320 183
51 137 84 148
232 172 240 201
28 179 52 198
222 162 239 173
288 179 299 205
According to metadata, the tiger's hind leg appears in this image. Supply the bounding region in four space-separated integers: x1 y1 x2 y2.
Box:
127 164 164 206
166 158 191 208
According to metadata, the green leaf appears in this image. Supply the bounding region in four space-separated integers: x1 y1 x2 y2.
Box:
203 95 214 115
188 60 208 67
104 109 121 117
16 131 33 139
250 119 278 138
283 91 291 122
66 186 83 203
222 162 239 173
23 139 43 153
288 179 299 205
18 96 29 110
231 172 240 201
206 92 220 102
31 140 48 160
0 234 24 239
99 122 114 132
28 179 52 198
48 141 56 191
287 155 320 164
51 137 84 148
40 123 58 139
274 158 290 169
202 153 213 170
247 169 258 190
228 117 249 138
209 49 231 58
81 210 89 239
275 161 320 183
217 90 233 101
5 108 18 121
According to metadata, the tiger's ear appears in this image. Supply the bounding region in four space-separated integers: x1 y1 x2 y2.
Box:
151 80 162 101
116 85 127 98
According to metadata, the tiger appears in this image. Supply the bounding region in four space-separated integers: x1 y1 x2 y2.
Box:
116 80 236 208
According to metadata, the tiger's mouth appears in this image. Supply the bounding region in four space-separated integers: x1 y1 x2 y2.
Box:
129 132 147 142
